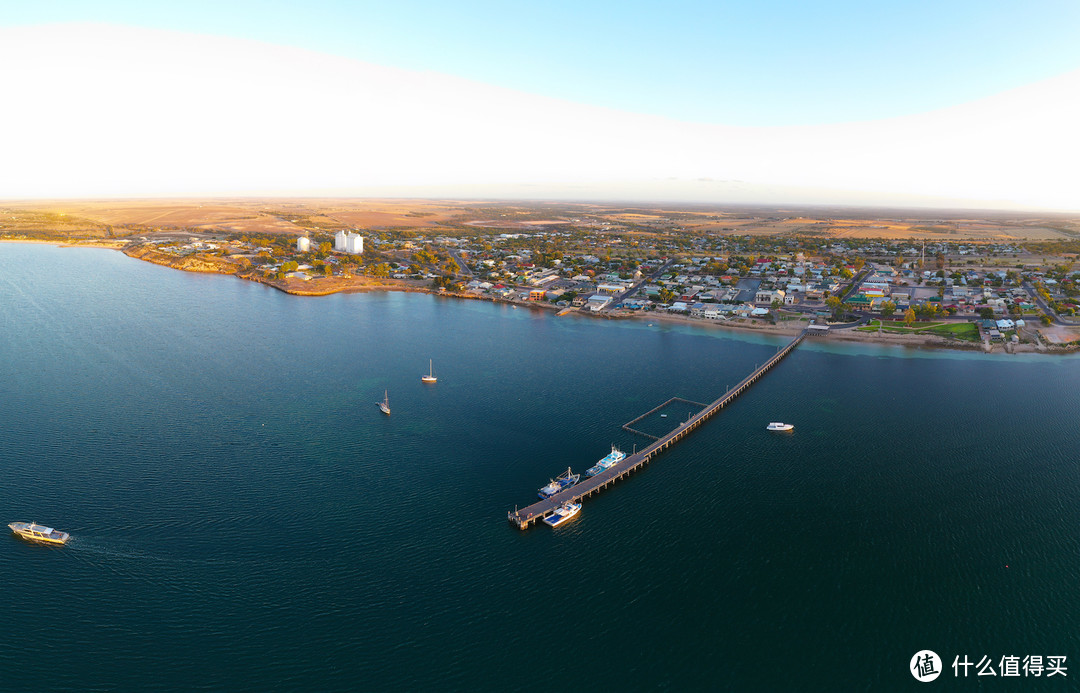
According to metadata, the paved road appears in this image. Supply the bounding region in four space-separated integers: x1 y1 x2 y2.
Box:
838 265 874 302
830 315 871 329
1022 281 1077 326
600 257 675 312
447 249 474 279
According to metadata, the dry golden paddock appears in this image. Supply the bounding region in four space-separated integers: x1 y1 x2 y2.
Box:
0 198 1077 242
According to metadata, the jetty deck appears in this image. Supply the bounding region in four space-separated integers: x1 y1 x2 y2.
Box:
508 329 806 529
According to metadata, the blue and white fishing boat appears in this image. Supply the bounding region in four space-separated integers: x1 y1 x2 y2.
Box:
538 468 580 499
543 501 581 527
585 445 626 477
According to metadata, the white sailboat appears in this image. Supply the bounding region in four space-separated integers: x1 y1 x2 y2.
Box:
378 390 390 415
421 359 437 383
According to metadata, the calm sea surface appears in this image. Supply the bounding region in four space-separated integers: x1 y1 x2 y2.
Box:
2 243 1079 691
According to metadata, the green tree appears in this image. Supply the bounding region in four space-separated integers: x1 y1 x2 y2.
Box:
880 301 897 317
825 296 843 315
979 307 995 319
413 248 437 265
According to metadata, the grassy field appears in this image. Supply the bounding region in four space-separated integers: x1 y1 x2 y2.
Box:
857 320 980 341
925 322 980 341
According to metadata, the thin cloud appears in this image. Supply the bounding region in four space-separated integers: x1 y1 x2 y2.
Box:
0 24 1076 211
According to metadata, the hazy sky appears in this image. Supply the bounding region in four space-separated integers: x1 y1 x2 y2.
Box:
3 2 1080 209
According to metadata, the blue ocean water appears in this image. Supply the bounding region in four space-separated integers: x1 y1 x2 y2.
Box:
1 243 1079 691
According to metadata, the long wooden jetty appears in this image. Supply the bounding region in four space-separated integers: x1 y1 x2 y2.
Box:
508 329 807 529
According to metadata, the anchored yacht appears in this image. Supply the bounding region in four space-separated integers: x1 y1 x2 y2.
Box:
421 360 437 383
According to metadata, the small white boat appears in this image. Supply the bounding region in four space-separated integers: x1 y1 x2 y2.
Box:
9 522 70 545
543 501 582 527
766 422 794 432
421 359 437 383
378 390 390 415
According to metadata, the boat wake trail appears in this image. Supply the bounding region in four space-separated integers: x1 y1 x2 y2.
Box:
66 538 249 567
66 538 162 562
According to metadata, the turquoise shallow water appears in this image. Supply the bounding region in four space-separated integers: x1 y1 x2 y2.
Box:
2 243 1079 691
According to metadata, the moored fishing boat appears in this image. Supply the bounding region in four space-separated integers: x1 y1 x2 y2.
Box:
543 501 581 527
586 445 626 477
538 468 581 499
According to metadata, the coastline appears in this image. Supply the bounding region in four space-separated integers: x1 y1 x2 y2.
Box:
216 268 1080 355
5 239 1077 354
0 237 131 249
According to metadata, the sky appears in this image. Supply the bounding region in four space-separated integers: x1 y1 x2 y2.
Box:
2 1 1080 210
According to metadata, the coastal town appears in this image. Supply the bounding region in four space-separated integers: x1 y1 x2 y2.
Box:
3 200 1079 351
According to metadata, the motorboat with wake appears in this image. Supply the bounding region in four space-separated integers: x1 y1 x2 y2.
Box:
8 522 69 545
